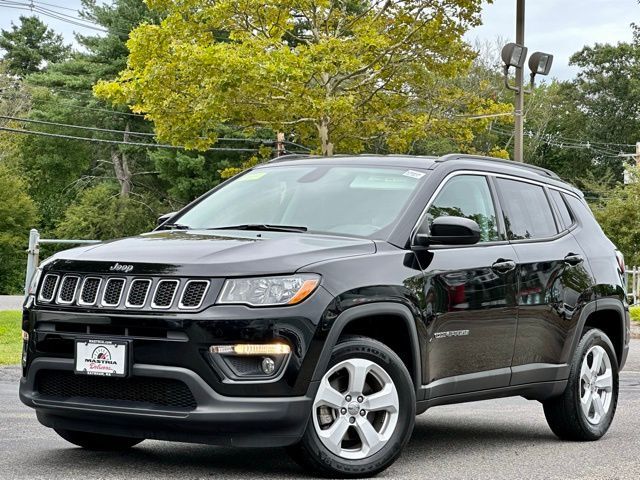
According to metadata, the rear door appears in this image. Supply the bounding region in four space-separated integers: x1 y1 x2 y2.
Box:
418 173 519 397
494 177 594 385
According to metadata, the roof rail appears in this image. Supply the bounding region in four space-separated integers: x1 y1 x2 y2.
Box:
267 153 314 163
435 154 560 180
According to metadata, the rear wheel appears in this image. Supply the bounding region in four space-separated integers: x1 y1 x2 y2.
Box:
543 328 619 441
289 336 415 478
54 429 144 450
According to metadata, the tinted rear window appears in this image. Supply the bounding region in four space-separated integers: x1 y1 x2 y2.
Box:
549 189 574 230
496 178 558 240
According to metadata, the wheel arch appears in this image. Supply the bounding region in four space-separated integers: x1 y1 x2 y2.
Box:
570 298 628 369
311 302 422 393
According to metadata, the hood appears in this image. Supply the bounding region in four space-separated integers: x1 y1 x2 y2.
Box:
46 230 376 277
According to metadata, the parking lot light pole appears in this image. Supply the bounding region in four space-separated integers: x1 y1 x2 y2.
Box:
514 0 525 163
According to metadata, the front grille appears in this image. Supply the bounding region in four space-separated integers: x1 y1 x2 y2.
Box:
79 278 101 305
180 280 209 309
39 274 59 302
102 278 125 306
152 280 179 308
57 276 79 304
126 279 151 307
37 273 214 311
36 370 197 410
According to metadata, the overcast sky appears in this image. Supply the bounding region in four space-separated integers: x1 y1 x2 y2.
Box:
0 0 637 81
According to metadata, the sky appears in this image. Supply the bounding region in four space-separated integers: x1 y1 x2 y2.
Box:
0 0 637 81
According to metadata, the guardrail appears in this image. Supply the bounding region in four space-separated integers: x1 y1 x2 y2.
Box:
24 229 100 296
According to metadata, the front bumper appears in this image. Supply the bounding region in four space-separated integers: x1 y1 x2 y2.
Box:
20 357 315 447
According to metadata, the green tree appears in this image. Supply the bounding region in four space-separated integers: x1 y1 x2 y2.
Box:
55 183 159 240
97 0 510 156
0 16 70 76
0 164 38 294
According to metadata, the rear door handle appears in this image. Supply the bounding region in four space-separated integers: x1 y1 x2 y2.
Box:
564 253 584 266
491 259 516 274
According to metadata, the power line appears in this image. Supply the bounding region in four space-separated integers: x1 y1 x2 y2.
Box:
0 113 311 150
0 125 265 152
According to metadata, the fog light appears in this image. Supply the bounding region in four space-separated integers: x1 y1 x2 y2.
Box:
209 343 291 356
261 357 275 375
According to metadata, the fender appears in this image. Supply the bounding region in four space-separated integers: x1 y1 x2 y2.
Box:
565 297 628 368
310 302 422 393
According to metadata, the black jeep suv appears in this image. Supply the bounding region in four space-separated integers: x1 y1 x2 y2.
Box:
20 154 629 477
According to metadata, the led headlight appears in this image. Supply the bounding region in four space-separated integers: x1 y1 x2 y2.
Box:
217 274 320 306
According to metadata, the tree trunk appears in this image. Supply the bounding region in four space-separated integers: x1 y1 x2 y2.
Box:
112 122 132 198
318 118 334 156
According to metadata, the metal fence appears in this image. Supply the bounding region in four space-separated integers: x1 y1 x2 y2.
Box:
627 267 640 306
24 229 100 296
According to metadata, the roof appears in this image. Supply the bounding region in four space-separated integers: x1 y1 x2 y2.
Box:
267 153 561 180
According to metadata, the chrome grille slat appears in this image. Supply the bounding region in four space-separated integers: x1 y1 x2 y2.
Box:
56 276 80 304
152 280 180 309
101 278 126 307
179 280 210 309
126 279 152 308
78 277 101 306
38 274 59 303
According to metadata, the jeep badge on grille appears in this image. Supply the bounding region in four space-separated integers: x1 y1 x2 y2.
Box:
109 263 134 273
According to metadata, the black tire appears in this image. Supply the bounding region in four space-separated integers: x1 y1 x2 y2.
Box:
54 429 144 450
288 336 416 478
543 328 619 441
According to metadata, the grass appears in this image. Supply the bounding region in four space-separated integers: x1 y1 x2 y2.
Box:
0 310 22 365
631 306 640 324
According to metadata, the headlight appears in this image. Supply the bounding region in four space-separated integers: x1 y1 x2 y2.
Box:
27 268 42 297
217 274 320 306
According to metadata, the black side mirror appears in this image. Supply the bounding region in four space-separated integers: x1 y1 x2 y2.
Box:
414 216 481 247
157 212 177 226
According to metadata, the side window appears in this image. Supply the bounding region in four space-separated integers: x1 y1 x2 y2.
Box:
496 178 558 240
426 175 500 243
549 189 574 230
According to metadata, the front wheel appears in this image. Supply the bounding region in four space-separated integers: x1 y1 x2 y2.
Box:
543 328 619 441
289 335 416 478
54 429 144 450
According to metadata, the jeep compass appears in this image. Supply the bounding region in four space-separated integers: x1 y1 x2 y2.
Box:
20 154 630 477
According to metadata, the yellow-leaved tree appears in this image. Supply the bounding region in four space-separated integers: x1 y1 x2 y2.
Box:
96 0 510 156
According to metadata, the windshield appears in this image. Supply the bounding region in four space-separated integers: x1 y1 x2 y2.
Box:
175 165 427 237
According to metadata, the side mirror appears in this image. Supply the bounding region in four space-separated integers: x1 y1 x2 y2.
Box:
156 212 177 226
414 216 481 247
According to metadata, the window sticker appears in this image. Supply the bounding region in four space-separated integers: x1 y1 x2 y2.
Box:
238 171 267 182
403 170 426 179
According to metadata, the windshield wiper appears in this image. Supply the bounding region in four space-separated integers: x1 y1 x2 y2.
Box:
208 224 308 233
159 223 190 230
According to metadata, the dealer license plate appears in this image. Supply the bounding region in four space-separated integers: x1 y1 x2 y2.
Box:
75 339 128 377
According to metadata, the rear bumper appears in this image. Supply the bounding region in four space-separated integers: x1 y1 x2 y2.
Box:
20 357 315 447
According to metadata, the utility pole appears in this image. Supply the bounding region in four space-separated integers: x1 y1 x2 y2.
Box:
276 132 285 157
636 142 640 167
514 0 525 163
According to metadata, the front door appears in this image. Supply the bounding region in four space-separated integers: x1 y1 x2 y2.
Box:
417 174 518 398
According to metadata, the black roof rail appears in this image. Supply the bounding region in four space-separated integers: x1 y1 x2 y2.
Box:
435 154 560 180
267 153 314 163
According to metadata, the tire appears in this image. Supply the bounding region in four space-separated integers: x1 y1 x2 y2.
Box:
543 328 619 441
54 429 144 450
288 335 416 478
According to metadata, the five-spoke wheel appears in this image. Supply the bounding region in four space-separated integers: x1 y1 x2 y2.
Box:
289 335 415 478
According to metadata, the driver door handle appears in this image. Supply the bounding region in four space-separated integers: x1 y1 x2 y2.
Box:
492 259 516 274
564 253 584 266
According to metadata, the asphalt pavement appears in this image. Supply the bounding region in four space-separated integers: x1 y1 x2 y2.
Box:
0 296 24 311
1 342 639 480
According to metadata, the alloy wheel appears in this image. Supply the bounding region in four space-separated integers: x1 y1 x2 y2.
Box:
312 358 400 460
579 345 613 425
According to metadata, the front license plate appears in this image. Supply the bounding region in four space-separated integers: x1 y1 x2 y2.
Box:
75 339 128 377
